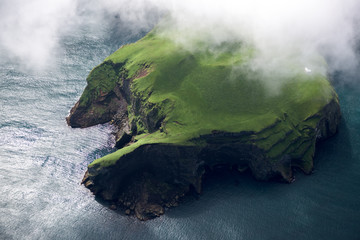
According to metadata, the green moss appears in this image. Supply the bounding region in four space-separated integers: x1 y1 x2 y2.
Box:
78 62 120 107
85 30 336 169
89 130 196 168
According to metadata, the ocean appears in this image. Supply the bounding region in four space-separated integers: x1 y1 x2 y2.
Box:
0 18 360 240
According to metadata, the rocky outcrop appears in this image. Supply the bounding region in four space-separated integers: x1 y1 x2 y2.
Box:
66 61 130 129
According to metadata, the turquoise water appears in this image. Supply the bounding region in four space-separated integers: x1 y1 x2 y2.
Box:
1 20 360 240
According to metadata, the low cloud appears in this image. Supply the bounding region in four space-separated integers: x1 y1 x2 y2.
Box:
0 0 359 79
0 0 77 69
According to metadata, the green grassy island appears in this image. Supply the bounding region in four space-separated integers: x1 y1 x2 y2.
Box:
67 28 341 220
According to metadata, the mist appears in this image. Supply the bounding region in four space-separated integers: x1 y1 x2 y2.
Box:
0 0 359 80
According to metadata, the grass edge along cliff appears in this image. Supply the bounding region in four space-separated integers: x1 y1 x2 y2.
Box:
67 28 341 220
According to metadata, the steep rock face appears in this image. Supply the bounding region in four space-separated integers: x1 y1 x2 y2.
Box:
66 62 129 128
68 30 341 220
80 99 340 220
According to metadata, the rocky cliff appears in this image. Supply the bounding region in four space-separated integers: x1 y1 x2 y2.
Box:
68 29 341 220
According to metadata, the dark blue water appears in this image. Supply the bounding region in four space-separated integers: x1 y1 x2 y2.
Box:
1 19 360 240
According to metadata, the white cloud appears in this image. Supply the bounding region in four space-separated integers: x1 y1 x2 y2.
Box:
0 0 77 69
0 0 359 76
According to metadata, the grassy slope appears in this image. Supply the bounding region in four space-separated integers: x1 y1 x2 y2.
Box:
86 30 336 168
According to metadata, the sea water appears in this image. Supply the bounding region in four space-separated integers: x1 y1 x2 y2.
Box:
0 19 360 240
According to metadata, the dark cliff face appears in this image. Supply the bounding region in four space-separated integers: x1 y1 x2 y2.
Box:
79 99 340 220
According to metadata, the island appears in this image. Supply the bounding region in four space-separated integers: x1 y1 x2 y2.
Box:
67 28 341 220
